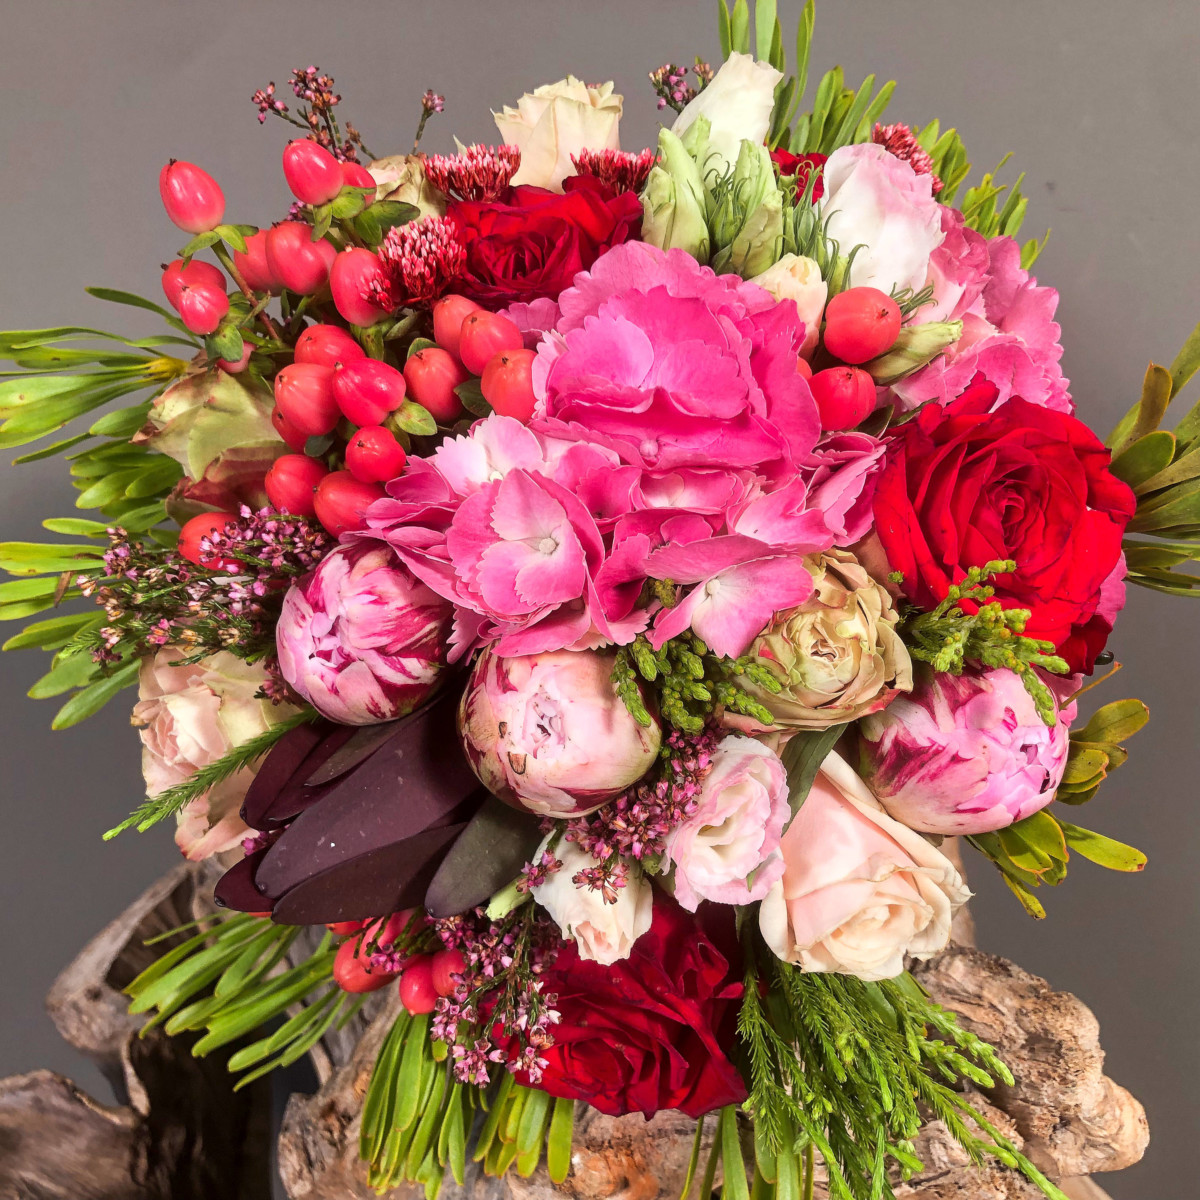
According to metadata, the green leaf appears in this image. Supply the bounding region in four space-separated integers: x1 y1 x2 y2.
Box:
390 400 437 437
393 1014 430 1131
51 656 139 729
755 0 777 61
90 403 152 438
84 288 177 322
209 322 244 365
720 1107 750 1200
3 613 96 652
179 230 222 261
27 651 104 699
1108 363 1173 455
1072 698 1149 745
311 205 334 242
11 433 94 464
1110 430 1176 488
780 724 847 815
331 186 372 220
0 541 104 576
454 378 491 418
406 337 438 360
1059 746 1109 786
1058 821 1147 872
718 0 732 58
213 224 248 254
1169 318 1200 399
546 1098 575 1185
730 0 751 54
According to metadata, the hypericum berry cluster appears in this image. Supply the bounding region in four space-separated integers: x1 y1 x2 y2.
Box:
571 148 657 194
431 905 561 1086
372 215 466 309
79 507 331 666
648 59 713 112
424 144 521 202
548 726 723 901
872 122 943 194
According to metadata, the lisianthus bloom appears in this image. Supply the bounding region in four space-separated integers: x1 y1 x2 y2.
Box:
494 77 623 192
276 541 452 725
873 379 1136 672
516 895 746 1119
859 666 1077 835
458 646 661 818
447 176 641 306
132 649 297 861
897 211 1070 413
759 750 970 981
663 735 789 910
740 548 913 730
530 839 652 964
821 142 944 296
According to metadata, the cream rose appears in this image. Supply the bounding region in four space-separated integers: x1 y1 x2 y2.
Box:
750 253 828 357
531 840 652 965
671 52 782 176
367 154 446 219
759 751 969 981
132 649 296 862
494 77 623 192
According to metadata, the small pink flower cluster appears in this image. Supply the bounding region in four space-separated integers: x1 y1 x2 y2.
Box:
424 144 521 202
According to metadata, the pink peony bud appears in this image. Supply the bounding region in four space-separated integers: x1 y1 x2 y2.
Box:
276 541 453 725
857 666 1077 836
458 646 661 818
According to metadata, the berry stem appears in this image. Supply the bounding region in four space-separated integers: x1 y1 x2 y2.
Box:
213 242 283 340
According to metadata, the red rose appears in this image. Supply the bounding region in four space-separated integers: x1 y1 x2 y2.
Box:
447 175 642 306
517 895 746 1119
873 377 1136 672
769 148 827 199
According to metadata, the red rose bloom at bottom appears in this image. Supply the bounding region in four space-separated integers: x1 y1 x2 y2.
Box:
873 377 1136 673
515 895 746 1119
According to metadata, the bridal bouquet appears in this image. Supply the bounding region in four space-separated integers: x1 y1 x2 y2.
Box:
3 3 1195 1197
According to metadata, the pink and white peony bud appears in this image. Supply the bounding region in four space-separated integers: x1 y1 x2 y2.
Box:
458 646 661 818
276 541 453 725
857 666 1077 836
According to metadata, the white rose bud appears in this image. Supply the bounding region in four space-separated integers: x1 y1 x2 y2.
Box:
751 253 829 357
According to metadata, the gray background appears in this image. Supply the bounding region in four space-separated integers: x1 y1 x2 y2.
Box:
1 2 1197 1195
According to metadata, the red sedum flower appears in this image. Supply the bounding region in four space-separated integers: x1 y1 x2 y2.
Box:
514 893 746 1119
872 377 1136 673
447 175 642 306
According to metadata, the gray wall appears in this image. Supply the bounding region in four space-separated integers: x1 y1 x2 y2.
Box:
0 2 1196 1195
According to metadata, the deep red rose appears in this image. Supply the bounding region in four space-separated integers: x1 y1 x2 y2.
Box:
516 895 746 1119
873 377 1136 672
769 148 827 199
447 175 643 306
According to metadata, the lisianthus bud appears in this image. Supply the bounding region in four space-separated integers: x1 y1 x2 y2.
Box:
858 666 1078 836
276 541 453 725
132 650 298 861
640 126 711 263
740 550 913 731
530 838 652 965
861 320 963 385
458 647 661 818
663 735 789 910
750 253 827 357
710 139 785 280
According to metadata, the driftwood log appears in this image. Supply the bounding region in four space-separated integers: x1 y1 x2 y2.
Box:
0 847 1147 1199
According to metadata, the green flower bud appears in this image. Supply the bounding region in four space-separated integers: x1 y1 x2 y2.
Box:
709 140 784 279
641 126 711 263
863 320 964 385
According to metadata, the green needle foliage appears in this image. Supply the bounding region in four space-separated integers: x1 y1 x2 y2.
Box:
898 560 1069 725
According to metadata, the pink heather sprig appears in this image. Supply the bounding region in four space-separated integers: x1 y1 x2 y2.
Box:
372 215 466 309
251 64 374 162
649 59 714 112
424 144 521 202
571 148 657 194
872 122 943 194
412 89 446 153
431 905 561 1086
252 82 288 124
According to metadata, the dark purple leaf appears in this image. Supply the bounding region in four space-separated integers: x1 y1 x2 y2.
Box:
212 849 272 913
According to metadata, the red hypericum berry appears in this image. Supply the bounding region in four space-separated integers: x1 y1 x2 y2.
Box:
341 161 377 190
332 936 395 994
294 323 365 368
273 362 340 436
795 355 813 380
431 949 466 998
177 284 229 335
265 454 329 517
282 139 344 206
265 221 337 295
233 229 280 294
327 918 369 936
481 348 538 422
330 248 391 327
161 258 225 311
458 310 523 375
809 365 877 431
431 294 482 360
398 956 438 1015
217 343 253 374
374 908 419 950
178 512 237 570
314 471 385 536
822 287 903 364
403 347 468 423
332 358 406 426
158 160 225 233
271 405 308 452
346 426 407 484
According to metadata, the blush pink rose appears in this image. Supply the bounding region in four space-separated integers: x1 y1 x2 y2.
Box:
759 750 970 981
663 735 789 910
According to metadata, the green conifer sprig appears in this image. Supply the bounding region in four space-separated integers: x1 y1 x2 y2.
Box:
898 560 1069 724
